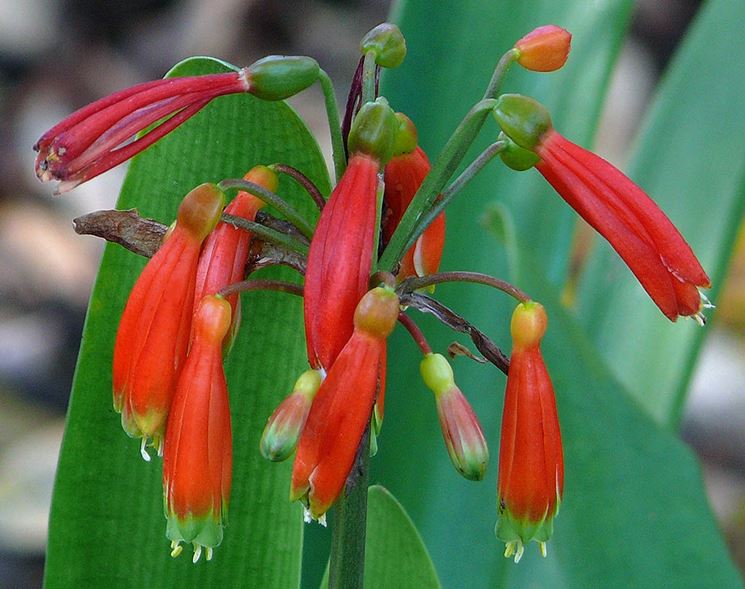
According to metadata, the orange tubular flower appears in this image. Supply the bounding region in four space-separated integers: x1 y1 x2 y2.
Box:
383 114 445 281
112 183 224 459
292 286 399 521
494 94 711 322
194 165 274 345
497 301 563 563
303 98 398 371
163 295 232 563
34 56 319 192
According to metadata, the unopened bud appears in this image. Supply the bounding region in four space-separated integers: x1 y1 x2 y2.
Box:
360 23 407 68
244 164 279 194
176 183 226 241
493 94 552 151
246 56 320 101
514 25 572 72
348 98 399 163
260 370 322 462
420 353 488 480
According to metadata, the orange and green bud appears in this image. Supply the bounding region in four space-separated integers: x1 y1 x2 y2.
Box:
260 370 322 462
497 301 563 563
347 97 399 164
391 113 418 157
163 295 233 563
420 353 488 481
112 184 225 459
360 23 407 68
292 287 399 520
514 25 572 72
245 55 320 101
493 94 552 150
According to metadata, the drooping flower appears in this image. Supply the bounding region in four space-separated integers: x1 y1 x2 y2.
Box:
383 113 445 282
34 56 319 192
260 369 322 462
163 295 233 563
303 98 398 371
193 165 274 347
496 301 563 563
494 94 711 322
292 286 399 521
514 25 572 72
112 183 225 459
420 353 488 480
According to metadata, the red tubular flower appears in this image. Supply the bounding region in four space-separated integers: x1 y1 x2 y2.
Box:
494 94 711 321
497 301 563 563
163 295 232 563
420 353 488 480
384 145 446 281
34 56 319 192
303 152 379 370
304 99 398 371
112 183 224 459
514 25 572 72
193 165 274 345
292 286 399 521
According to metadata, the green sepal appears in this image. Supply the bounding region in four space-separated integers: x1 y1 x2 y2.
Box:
498 132 541 171
246 55 320 101
360 23 407 68
493 94 553 150
166 508 224 549
348 97 399 163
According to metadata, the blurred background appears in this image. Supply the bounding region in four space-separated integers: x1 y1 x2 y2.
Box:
1 0 743 586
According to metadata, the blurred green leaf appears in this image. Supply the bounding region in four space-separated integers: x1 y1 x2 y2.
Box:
44 57 330 589
319 485 441 589
376 1 742 587
575 0 745 425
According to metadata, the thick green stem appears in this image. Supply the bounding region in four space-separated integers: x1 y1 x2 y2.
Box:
361 51 378 105
328 423 371 589
319 69 347 182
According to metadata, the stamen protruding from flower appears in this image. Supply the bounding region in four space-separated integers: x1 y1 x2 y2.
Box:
140 438 151 462
192 544 202 564
170 540 182 558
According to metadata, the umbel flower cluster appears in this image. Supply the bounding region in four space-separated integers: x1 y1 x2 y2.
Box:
35 23 710 565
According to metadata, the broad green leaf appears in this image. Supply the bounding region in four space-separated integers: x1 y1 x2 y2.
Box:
575 0 745 425
375 1 741 588
319 486 441 589
44 57 330 588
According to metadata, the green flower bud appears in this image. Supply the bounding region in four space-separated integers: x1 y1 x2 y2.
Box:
348 98 399 163
493 94 553 151
246 55 320 101
360 23 407 68
498 132 541 171
391 112 419 156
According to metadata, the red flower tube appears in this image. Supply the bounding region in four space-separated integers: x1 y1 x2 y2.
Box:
193 165 274 346
112 183 224 459
292 286 399 521
383 136 446 281
303 98 398 371
497 301 563 563
34 56 319 192
494 94 711 322
163 295 233 563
